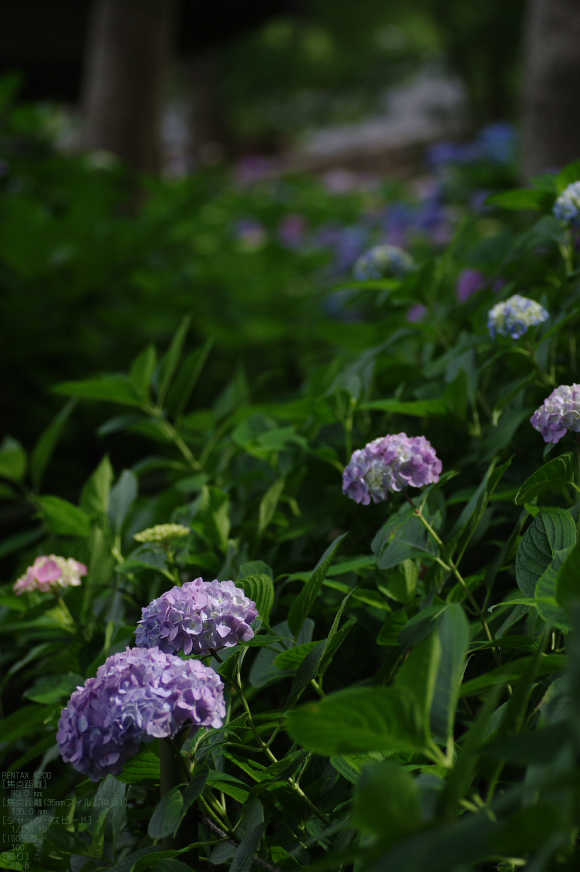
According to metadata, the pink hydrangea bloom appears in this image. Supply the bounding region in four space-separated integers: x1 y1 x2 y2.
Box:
14 555 87 595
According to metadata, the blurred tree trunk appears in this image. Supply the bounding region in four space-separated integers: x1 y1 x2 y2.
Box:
82 0 176 173
522 0 580 178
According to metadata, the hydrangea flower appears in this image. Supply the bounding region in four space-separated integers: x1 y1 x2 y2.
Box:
531 384 580 443
407 304 427 323
136 578 258 656
554 182 580 226
134 524 190 544
456 269 485 302
57 647 225 781
353 245 414 281
343 433 442 505
488 295 549 339
14 555 87 595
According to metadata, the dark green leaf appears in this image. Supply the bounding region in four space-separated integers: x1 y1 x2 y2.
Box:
288 532 347 636
53 374 145 407
81 454 114 519
515 507 576 596
235 573 274 625
109 469 138 533
398 605 446 651
352 760 421 838
0 704 52 742
514 453 574 505
24 673 83 704
430 605 469 743
30 399 76 491
361 398 448 416
377 610 409 645
282 641 325 712
182 765 208 813
486 188 554 211
0 435 27 481
395 633 441 739
148 786 184 840
165 337 214 419
274 640 320 670
157 316 191 406
257 476 285 537
37 495 91 537
286 686 425 755
228 823 266 872
118 749 161 784
130 345 157 399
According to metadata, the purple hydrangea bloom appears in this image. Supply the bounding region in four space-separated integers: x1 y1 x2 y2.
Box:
407 304 428 323
554 182 580 226
343 433 442 505
57 647 225 781
456 269 486 302
136 578 258 656
488 295 548 339
530 384 580 444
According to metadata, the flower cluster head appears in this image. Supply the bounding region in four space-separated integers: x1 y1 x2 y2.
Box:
14 555 87 596
57 647 225 781
353 245 414 281
136 578 258 656
134 524 190 544
488 294 548 339
531 384 580 444
343 433 442 505
554 181 580 226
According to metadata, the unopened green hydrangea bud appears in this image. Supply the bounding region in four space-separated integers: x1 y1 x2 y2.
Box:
134 524 190 544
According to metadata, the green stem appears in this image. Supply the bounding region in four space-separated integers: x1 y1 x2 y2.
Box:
148 406 201 470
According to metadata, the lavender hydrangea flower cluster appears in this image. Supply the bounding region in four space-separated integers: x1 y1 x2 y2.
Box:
136 578 258 656
353 245 414 281
530 384 580 444
57 647 225 781
488 295 549 339
343 433 442 505
14 555 87 595
553 182 580 226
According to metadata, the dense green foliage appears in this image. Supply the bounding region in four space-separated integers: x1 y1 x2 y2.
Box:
3 91 580 871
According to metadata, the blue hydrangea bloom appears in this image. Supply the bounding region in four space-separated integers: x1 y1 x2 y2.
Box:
136 578 258 656
554 182 580 225
531 384 580 444
488 295 548 339
353 245 414 281
343 433 442 505
57 647 225 780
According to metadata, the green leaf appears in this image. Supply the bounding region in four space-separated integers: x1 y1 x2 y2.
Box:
514 453 574 505
30 399 76 491
515 507 576 596
118 749 161 783
191 485 230 551
486 188 554 211
398 605 446 651
235 573 274 625
274 640 320 670
228 823 265 872
450 457 512 564
282 641 326 712
0 435 27 481
377 610 409 645
388 559 419 603
130 345 157 399
109 469 138 533
288 532 347 636
556 537 580 606
24 673 83 704
459 654 565 697
37 495 91 537
556 159 580 191
82 525 115 622
535 549 572 627
395 632 441 739
165 337 214 419
53 374 145 407
352 760 422 839
157 316 191 406
286 686 425 755
258 476 285 537
361 397 448 417
148 786 184 840
0 704 51 742
430 605 469 743
320 618 356 678
182 765 208 813
81 454 114 520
